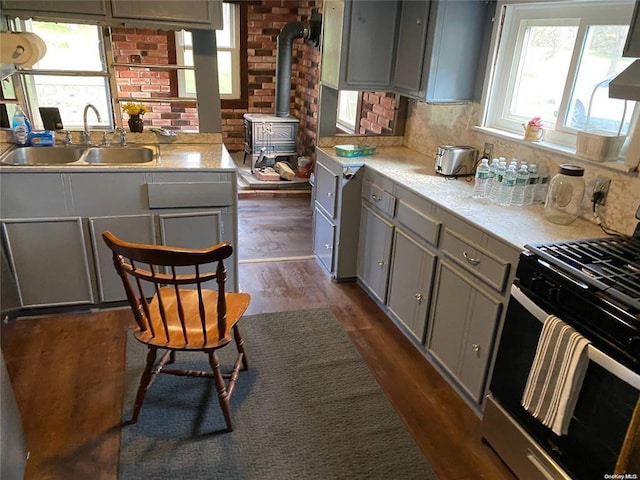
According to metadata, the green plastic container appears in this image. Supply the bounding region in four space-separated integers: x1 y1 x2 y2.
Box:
334 144 376 157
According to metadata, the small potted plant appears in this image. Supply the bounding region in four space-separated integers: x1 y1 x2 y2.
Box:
122 102 149 133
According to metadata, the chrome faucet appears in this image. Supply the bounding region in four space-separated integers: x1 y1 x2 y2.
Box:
82 104 101 145
115 127 127 147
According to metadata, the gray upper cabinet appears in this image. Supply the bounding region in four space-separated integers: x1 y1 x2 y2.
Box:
0 0 108 17
110 0 222 29
1 0 222 30
624 0 640 57
321 0 400 91
393 0 496 102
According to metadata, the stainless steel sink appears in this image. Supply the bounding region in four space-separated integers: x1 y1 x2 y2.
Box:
0 146 85 165
0 144 158 166
83 145 158 165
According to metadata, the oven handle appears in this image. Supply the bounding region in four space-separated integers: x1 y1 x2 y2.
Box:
511 284 640 390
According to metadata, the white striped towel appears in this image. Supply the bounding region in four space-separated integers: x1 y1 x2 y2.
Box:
521 315 591 436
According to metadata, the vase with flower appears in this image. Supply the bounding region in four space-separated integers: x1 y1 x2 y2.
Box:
523 116 544 142
122 102 149 133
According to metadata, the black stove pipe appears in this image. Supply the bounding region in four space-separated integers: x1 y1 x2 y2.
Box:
275 22 305 117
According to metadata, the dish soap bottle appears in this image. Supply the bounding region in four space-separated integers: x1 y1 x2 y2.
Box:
11 106 31 147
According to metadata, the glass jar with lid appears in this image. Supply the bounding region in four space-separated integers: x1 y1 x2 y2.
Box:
544 164 585 225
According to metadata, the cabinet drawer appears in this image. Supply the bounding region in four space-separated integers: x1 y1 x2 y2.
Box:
440 229 510 292
313 207 335 273
396 200 441 247
315 161 339 218
147 182 233 208
361 179 395 217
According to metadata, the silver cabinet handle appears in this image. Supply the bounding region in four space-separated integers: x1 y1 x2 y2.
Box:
371 194 381 202
463 251 481 266
472 343 480 352
324 243 332 250
327 192 333 197
415 293 423 302
377 260 385 267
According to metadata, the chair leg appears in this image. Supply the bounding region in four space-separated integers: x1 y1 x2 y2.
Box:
209 351 234 432
233 324 249 370
128 347 157 425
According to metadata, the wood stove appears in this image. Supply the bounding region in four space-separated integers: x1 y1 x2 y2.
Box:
243 113 299 172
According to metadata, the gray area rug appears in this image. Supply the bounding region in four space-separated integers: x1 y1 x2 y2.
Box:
119 308 438 479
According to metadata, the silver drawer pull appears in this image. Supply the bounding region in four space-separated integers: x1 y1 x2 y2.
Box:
463 251 481 266
526 449 557 480
377 260 385 267
415 293 423 302
324 243 332 250
472 343 480 352
371 194 381 202
327 192 333 197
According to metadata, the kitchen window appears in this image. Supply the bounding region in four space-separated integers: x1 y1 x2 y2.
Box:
7 20 113 131
482 1 638 165
336 90 361 133
176 2 240 100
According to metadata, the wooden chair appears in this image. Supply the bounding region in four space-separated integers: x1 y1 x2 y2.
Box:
102 230 251 432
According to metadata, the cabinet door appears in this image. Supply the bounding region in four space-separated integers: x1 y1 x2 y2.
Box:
88 214 156 303
357 204 394 304
315 161 339 218
2 218 93 307
320 0 345 89
342 0 400 89
393 0 431 96
1 0 107 16
110 0 222 28
387 230 436 342
157 211 224 289
313 207 336 274
423 0 490 102
427 261 501 402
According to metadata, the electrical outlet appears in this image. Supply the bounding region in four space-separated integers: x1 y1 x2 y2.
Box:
483 142 494 159
592 176 611 205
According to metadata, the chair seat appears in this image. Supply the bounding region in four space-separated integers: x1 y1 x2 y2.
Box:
135 288 251 350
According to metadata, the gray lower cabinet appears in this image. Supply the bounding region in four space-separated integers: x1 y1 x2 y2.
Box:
312 149 362 280
386 229 437 342
357 204 394 304
2 217 93 308
426 260 502 403
313 207 335 273
0 168 238 310
88 214 156 303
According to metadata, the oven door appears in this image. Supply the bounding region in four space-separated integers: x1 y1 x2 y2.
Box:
488 284 640 480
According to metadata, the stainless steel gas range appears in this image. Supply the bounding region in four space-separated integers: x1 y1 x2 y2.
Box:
483 233 640 479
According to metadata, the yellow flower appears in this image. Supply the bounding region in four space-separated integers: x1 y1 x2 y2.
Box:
122 102 149 116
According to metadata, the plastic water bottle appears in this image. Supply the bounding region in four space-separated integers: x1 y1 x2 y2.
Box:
11 105 31 147
535 165 550 204
472 158 491 199
511 164 529 206
490 161 507 203
524 163 539 206
498 164 517 206
487 158 500 199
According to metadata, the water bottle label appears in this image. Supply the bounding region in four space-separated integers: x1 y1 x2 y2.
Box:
515 178 527 186
504 179 516 187
528 177 538 185
477 172 490 179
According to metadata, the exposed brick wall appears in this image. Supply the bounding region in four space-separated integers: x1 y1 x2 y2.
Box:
111 1 323 151
111 28 200 131
359 92 396 135
236 0 322 155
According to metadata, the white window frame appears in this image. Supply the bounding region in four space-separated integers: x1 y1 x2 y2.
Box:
176 2 240 99
481 0 639 168
336 90 359 133
8 19 113 131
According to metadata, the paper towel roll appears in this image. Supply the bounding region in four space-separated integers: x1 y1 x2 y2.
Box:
0 32 46 67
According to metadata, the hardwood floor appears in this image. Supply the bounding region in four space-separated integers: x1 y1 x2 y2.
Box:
1 196 516 480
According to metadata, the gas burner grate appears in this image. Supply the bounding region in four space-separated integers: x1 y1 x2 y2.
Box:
526 237 640 309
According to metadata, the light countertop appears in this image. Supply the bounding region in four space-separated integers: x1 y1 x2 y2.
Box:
0 135 236 172
318 145 606 250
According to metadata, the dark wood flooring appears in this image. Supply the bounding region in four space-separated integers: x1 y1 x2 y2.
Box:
1 196 516 480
